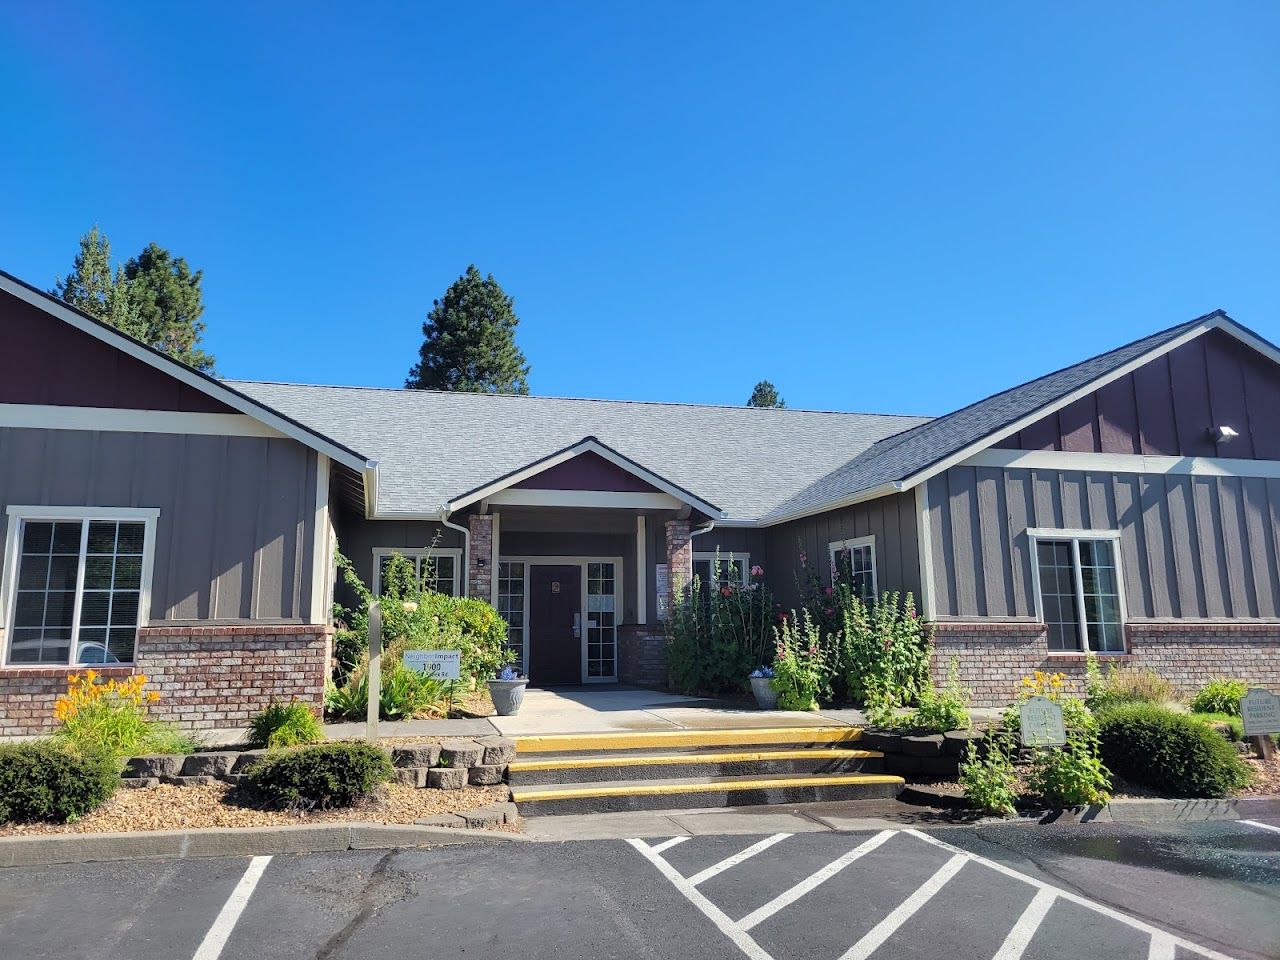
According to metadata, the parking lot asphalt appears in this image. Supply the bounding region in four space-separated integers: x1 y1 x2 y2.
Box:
0 818 1276 960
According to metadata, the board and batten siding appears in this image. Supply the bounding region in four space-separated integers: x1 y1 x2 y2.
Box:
765 491 922 614
927 465 1280 621
0 427 320 622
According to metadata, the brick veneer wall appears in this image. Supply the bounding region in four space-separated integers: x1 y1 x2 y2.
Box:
467 515 493 600
933 620 1280 707
618 625 668 688
664 519 692 609
0 624 330 737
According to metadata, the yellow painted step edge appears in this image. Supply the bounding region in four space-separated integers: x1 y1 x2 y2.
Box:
510 749 881 772
513 774 904 802
514 726 863 754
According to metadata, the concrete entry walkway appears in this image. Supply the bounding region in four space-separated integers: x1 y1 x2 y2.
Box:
487 686 859 737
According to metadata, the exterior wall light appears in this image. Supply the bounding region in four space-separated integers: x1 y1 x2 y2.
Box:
1209 425 1240 444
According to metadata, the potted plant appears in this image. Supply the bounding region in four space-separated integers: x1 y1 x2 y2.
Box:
488 665 528 716
749 666 779 710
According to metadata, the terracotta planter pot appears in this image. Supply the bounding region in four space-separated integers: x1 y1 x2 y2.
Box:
488 679 528 716
750 676 779 710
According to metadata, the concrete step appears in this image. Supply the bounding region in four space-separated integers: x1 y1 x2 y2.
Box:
508 748 884 785
511 772 904 816
512 726 863 755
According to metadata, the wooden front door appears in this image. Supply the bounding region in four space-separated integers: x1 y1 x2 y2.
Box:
528 565 582 685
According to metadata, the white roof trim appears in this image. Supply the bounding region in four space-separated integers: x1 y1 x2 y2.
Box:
0 273 373 474
446 437 723 519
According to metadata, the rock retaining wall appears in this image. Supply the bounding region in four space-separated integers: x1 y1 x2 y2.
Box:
860 729 985 781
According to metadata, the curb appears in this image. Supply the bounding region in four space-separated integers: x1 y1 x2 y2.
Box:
0 822 525 868
902 784 1280 823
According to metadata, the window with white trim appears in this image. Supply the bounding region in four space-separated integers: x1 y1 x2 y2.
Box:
692 553 749 590
1032 533 1125 653
4 511 155 666
372 549 461 597
497 561 526 671
829 537 876 605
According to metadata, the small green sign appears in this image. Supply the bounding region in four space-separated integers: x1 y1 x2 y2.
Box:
1019 695 1066 747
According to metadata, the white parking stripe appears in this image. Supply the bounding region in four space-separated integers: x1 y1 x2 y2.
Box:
1148 932 1177 960
1240 819 1280 835
837 854 968 960
627 839 774 960
688 834 793 886
651 836 692 854
905 830 1239 960
991 888 1057 960
737 830 896 931
192 856 272 960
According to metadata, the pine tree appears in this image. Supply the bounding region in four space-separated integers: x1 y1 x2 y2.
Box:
406 265 531 393
747 380 785 408
52 227 142 336
122 243 216 373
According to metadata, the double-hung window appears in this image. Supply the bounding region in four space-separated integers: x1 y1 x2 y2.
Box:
372 548 461 596
1031 530 1126 653
828 536 876 605
2 508 157 666
692 553 749 591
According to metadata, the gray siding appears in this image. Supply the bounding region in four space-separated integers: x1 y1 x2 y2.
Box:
331 511 463 610
0 428 318 622
928 465 1280 620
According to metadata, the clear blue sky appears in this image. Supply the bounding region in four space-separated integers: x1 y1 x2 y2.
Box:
2 3 1277 416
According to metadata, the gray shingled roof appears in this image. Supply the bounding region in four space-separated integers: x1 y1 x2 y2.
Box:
230 381 929 521
759 314 1218 522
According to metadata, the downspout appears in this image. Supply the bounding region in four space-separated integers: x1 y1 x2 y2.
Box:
439 505 470 597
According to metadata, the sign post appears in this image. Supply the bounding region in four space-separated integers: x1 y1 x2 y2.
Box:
365 602 381 743
1241 688 1279 761
1019 695 1067 748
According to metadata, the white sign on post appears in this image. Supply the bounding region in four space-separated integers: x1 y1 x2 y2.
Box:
655 563 670 619
1019 695 1067 747
402 649 461 680
1241 688 1280 737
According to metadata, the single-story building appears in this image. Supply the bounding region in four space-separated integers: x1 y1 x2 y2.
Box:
2 265 1278 733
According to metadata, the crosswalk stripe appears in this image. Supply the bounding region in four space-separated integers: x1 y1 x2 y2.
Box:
836 854 968 960
688 834 792 886
737 830 896 931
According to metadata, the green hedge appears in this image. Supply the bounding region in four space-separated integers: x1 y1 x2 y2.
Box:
1097 703 1252 798
243 742 392 810
0 741 118 823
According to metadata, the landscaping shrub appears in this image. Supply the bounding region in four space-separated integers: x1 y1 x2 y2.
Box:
53 671 195 760
1189 678 1249 717
1190 712 1244 741
324 661 451 721
666 558 777 696
247 701 324 749
243 742 393 810
1002 671 1096 736
1085 656 1175 712
959 737 1018 816
1097 703 1253 798
1026 732 1111 807
770 611 826 711
904 660 971 733
0 741 118 823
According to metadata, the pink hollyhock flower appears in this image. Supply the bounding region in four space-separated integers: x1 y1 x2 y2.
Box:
823 586 834 597
750 565 764 578
720 586 733 598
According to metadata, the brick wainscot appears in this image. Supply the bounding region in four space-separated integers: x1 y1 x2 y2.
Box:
933 620 1280 707
0 624 331 737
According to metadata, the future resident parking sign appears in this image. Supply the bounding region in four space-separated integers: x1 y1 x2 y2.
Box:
1019 695 1067 747
1241 688 1280 738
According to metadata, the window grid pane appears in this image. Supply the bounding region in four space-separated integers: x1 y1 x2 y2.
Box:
1079 540 1124 653
586 562 616 678
497 561 526 671
1036 539 1081 651
1035 536 1123 653
833 543 876 605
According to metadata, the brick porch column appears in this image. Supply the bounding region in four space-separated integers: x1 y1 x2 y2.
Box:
664 518 693 615
467 514 493 599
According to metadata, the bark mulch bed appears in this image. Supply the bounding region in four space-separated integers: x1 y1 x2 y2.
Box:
0 782 514 838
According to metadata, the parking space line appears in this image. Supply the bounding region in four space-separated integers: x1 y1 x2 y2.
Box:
688 834 793 886
836 853 967 960
1240 819 1280 836
191 856 272 960
737 830 896 932
991 887 1057 960
651 836 692 854
627 839 774 960
904 830 1239 960
1148 932 1177 960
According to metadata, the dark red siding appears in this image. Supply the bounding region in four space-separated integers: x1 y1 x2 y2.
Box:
997 329 1278 459
0 288 233 413
513 451 660 493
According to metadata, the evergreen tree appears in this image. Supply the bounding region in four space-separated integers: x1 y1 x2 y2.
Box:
52 227 142 336
406 265 530 393
747 380 785 408
122 243 216 372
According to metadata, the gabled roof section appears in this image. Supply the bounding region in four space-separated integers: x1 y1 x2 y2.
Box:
0 268 373 474
762 310 1278 524
447 436 723 517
